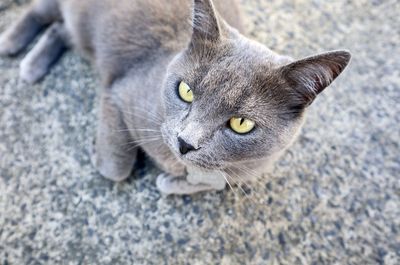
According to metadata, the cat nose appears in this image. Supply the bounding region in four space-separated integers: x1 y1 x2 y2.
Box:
178 137 196 155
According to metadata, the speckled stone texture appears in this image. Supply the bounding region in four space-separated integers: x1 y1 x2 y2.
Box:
0 0 399 264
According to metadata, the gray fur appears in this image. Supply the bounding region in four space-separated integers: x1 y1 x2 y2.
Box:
0 0 351 194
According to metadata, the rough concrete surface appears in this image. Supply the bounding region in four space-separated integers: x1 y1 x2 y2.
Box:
0 0 399 264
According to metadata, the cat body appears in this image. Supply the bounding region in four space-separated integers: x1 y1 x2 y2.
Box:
0 0 350 194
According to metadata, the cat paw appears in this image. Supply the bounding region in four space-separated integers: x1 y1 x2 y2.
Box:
19 53 47 84
156 173 216 195
0 34 16 56
0 33 20 56
90 141 132 182
156 173 178 195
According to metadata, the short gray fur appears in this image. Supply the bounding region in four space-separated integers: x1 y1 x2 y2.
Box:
0 0 350 194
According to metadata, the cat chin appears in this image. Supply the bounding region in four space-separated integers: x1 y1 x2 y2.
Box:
160 131 222 170
180 158 224 171
163 138 236 171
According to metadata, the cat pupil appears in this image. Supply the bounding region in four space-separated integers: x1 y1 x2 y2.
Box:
239 118 244 125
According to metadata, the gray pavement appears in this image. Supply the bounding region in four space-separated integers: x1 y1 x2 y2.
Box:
0 0 399 264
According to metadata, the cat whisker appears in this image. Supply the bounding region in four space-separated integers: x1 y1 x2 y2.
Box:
136 134 162 138
126 106 164 122
135 133 164 137
119 133 164 140
219 170 235 195
233 165 266 189
120 109 162 125
226 168 251 188
225 168 259 204
233 167 273 205
127 137 163 145
114 128 161 133
240 165 269 188
222 170 257 204
113 131 163 138
223 171 245 193
120 136 163 149
126 140 163 151
226 161 263 181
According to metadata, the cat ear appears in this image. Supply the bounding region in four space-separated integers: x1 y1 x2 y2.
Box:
280 50 351 106
191 0 222 43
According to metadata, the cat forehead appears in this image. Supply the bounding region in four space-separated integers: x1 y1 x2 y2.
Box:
191 72 286 119
185 40 284 86
187 59 283 103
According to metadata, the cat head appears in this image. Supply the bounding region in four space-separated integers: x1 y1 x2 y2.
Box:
161 0 351 170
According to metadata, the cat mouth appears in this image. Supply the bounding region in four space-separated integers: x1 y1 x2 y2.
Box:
168 140 222 169
161 127 223 170
180 158 222 171
176 151 223 170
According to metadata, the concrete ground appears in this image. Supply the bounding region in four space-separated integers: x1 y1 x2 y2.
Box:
0 0 399 264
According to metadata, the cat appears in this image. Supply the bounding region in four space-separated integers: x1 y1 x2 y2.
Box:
0 0 351 194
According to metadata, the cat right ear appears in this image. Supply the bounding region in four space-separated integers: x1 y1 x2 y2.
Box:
280 50 351 106
191 0 222 44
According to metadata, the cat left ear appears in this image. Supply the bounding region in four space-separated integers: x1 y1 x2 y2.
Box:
280 50 351 106
191 0 222 44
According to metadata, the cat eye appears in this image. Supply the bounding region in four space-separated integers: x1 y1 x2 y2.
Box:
178 81 194 103
229 117 255 134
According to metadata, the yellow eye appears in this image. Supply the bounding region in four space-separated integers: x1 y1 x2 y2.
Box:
178 81 194 103
229 117 255 134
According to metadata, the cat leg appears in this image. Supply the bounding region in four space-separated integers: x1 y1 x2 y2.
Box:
0 0 60 56
92 93 137 182
156 173 226 195
19 22 69 83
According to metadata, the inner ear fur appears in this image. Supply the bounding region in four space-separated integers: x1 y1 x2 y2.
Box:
280 50 351 106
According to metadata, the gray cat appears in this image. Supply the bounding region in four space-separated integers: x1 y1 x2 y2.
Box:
0 0 351 194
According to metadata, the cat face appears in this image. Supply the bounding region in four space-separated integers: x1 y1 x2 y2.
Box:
161 0 350 170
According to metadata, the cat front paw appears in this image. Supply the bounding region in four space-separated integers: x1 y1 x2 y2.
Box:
90 140 133 182
156 173 180 195
19 55 47 84
0 33 17 56
0 33 19 56
156 173 217 195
